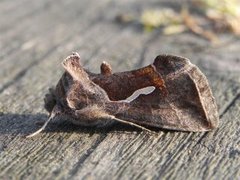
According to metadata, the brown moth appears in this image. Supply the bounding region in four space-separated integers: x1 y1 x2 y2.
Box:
27 52 219 137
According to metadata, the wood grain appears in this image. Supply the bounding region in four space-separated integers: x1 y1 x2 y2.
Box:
0 0 239 179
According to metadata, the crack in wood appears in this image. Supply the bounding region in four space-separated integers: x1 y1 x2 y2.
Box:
68 134 108 177
154 133 196 179
219 93 240 118
0 46 57 94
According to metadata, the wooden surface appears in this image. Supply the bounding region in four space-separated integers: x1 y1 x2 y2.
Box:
0 0 240 179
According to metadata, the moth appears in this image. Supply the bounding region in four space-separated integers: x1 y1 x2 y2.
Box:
27 52 219 137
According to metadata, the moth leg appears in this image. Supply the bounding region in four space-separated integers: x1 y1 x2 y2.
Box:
26 107 60 138
113 117 152 132
107 115 157 135
101 61 112 75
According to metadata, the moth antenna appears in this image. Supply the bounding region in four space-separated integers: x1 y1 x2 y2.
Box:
26 112 56 138
108 115 156 135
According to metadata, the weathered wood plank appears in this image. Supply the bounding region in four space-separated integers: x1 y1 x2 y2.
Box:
0 0 51 32
0 0 59 58
0 0 115 92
